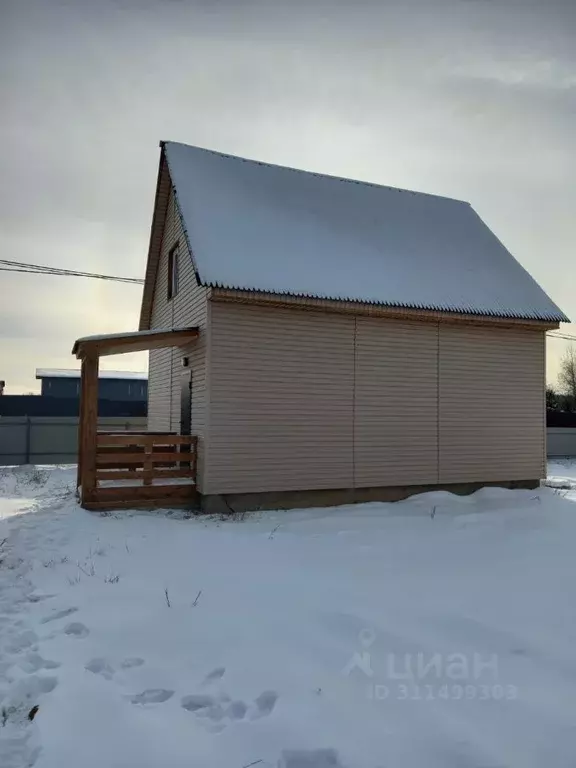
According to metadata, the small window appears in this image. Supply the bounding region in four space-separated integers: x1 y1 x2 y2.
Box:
168 244 180 300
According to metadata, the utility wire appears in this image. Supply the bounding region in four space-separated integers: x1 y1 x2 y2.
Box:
0 258 143 285
547 332 576 342
1 260 574 338
0 266 143 284
0 257 142 279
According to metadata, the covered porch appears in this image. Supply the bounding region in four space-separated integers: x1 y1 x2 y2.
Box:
72 327 199 511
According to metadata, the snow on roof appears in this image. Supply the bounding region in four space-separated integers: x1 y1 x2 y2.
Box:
71 327 199 357
73 328 176 344
163 141 567 322
36 369 147 381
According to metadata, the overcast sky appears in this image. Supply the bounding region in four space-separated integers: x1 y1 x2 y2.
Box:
1 0 574 392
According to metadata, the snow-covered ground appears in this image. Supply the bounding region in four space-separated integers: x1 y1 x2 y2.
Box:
1 463 576 768
546 459 576 492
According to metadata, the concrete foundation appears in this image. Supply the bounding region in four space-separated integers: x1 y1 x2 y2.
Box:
199 479 540 515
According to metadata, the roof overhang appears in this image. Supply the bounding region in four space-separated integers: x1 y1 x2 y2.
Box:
72 327 199 359
210 288 561 330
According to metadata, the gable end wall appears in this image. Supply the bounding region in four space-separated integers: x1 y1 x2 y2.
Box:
147 185 209 491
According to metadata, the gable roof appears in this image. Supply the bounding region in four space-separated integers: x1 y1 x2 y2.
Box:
140 141 568 326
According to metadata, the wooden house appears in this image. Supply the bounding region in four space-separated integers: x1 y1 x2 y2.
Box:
74 141 568 511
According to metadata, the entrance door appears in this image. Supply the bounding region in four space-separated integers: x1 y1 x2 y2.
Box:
180 370 192 435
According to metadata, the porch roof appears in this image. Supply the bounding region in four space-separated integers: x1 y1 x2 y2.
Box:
72 327 199 359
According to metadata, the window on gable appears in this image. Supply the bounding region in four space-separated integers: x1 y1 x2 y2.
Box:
168 244 180 300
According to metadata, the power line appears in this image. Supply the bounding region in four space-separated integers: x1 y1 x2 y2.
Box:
0 259 144 285
548 332 576 342
1 260 573 336
0 266 143 284
0 261 144 284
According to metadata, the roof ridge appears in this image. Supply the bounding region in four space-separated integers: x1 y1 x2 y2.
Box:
161 140 471 206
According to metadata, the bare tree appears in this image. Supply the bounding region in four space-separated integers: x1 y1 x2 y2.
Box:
558 346 576 400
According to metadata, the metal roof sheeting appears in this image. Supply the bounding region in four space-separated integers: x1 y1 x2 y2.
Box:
164 141 568 323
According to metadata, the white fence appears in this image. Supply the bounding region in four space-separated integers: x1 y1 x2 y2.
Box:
0 416 147 466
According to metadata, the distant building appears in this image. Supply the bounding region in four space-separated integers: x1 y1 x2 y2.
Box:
35 369 147 402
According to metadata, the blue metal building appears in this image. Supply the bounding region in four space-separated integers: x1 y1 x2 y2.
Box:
35 369 148 402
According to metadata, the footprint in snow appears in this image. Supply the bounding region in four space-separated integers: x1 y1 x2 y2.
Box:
202 666 226 685
18 653 60 673
225 700 248 720
181 688 278 730
279 748 343 768
120 657 145 669
85 657 145 681
249 690 278 720
85 658 115 680
181 694 218 712
63 622 89 638
41 607 78 624
181 695 228 732
129 689 174 705
6 630 38 654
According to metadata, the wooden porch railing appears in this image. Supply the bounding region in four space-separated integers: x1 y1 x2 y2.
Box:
80 432 198 510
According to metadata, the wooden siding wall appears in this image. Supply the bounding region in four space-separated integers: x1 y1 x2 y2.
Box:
208 307 354 493
355 318 438 487
205 303 546 495
439 325 546 482
147 185 209 490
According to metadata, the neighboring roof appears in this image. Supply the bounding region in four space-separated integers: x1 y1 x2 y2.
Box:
36 369 147 381
72 327 199 358
154 141 567 323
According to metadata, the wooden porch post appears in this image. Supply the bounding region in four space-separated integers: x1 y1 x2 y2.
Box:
76 359 85 490
79 353 99 506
